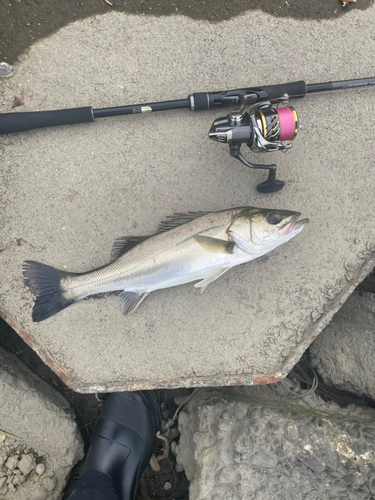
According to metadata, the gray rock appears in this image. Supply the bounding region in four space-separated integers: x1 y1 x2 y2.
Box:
42 476 56 492
13 473 26 486
0 476 7 489
18 454 36 476
175 463 184 472
35 464 45 476
170 441 178 456
8 482 16 493
0 452 7 468
30 486 49 500
27 471 40 484
5 455 19 471
177 385 375 500
0 347 84 499
310 292 375 400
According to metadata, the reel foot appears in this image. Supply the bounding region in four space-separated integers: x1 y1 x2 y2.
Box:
257 169 284 193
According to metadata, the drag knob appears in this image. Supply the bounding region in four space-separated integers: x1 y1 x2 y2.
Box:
229 111 244 126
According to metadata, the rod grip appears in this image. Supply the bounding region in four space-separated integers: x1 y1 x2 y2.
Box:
0 107 94 134
261 80 307 100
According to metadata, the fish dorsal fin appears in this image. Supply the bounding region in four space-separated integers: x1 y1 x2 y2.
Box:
194 235 235 254
110 236 150 261
158 212 211 233
118 291 149 315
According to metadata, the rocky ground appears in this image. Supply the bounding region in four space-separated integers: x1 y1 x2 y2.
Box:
176 383 375 500
0 346 84 500
0 322 190 499
0 436 56 499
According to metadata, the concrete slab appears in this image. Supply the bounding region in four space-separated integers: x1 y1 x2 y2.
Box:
1 9 375 392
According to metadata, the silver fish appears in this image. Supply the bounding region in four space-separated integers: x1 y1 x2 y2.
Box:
23 207 308 322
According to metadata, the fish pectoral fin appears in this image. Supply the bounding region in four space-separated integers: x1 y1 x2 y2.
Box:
194 235 234 254
194 267 231 293
118 291 149 315
110 236 151 261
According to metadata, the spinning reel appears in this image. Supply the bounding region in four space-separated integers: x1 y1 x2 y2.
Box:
208 94 299 193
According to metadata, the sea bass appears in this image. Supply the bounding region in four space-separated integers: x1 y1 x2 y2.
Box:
23 207 308 322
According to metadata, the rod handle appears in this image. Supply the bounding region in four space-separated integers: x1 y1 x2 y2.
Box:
0 107 94 134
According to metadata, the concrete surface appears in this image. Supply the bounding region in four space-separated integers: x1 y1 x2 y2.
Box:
1 0 371 68
310 291 375 400
0 347 84 499
175 385 375 499
0 8 375 392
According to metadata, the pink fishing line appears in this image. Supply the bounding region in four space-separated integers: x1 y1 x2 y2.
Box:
277 107 295 141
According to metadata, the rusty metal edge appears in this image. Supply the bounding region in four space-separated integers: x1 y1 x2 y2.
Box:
71 374 286 394
0 305 285 393
0 307 72 387
2 251 374 394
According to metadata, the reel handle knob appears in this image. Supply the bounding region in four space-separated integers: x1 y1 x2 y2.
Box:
256 168 284 193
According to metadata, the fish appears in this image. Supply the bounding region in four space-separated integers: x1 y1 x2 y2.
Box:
22 207 308 322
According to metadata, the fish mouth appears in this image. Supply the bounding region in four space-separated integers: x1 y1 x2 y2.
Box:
288 213 309 234
283 213 309 235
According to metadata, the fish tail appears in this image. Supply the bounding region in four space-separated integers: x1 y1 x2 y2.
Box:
22 260 78 322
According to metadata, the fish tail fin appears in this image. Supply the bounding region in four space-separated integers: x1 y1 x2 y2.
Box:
22 260 77 322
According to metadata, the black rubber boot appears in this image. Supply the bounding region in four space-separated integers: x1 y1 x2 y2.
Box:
81 391 160 500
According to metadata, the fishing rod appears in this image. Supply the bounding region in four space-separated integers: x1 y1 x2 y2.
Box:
1 77 374 192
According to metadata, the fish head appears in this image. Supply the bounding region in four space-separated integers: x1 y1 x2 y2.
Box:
227 208 309 254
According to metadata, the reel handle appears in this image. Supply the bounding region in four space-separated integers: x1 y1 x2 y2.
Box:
229 145 284 193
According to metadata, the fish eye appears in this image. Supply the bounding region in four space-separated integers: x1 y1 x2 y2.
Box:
266 212 283 225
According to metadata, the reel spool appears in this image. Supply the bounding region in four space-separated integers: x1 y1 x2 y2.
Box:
208 95 299 193
256 105 298 144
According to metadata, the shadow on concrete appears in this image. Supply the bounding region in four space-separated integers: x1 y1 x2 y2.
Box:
0 0 371 65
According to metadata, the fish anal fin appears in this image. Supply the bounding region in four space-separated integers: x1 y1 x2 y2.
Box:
194 235 234 254
110 236 151 261
118 291 149 315
194 267 231 293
